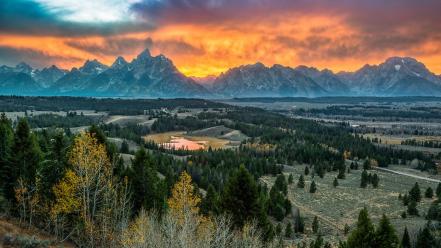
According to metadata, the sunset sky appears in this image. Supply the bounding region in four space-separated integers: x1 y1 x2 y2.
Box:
1 0 441 77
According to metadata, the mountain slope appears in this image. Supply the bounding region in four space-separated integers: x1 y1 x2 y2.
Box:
295 66 351 95
33 65 67 88
49 50 210 97
1 54 441 97
212 63 327 97
338 57 441 96
0 64 41 95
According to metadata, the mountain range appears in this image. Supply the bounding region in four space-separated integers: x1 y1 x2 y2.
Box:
1 49 441 98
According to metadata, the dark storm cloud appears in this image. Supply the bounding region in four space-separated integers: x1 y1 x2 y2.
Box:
0 46 82 68
129 0 274 26
131 0 441 55
64 37 153 57
64 37 205 57
0 0 152 36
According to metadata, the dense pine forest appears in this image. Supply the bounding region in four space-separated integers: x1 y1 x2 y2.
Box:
1 97 440 247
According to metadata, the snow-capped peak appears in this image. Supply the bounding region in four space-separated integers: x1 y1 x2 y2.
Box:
80 59 108 74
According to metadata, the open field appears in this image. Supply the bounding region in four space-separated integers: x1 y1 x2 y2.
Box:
261 164 440 242
104 115 155 126
363 133 441 145
188 125 248 142
4 110 107 120
144 131 231 150
376 143 441 155
107 137 140 151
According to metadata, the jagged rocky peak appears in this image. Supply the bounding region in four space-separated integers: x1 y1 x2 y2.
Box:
79 59 108 74
41 65 64 73
384 56 418 65
295 65 321 77
111 56 128 69
245 62 266 69
271 64 291 70
0 65 13 73
48 64 59 70
136 48 152 60
15 62 33 74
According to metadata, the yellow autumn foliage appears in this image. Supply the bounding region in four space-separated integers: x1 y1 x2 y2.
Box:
167 171 201 221
51 132 116 247
51 169 81 217
68 132 111 183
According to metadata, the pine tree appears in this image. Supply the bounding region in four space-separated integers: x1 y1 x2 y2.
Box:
350 162 355 169
274 174 287 195
402 194 409 206
436 183 441 198
312 216 319 234
401 211 407 219
360 170 368 188
426 202 441 221
113 155 127 180
0 114 14 201
337 166 346 179
311 234 324 248
269 186 286 221
309 181 317 193
374 214 399 248
425 187 434 198
88 124 107 145
285 222 293 238
346 208 375 248
294 209 305 233
130 148 164 213
363 160 370 170
201 184 219 216
371 174 379 188
305 166 310 175
409 182 422 202
284 198 292 216
13 119 41 185
415 225 437 248
401 227 411 248
7 119 42 206
407 200 419 216
298 175 305 188
221 165 262 228
120 140 129 154
317 165 325 179
38 132 68 202
333 177 339 188
288 173 294 185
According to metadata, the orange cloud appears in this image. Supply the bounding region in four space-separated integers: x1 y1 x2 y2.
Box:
1 12 441 77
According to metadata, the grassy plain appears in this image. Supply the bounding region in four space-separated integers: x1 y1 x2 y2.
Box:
262 164 439 242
